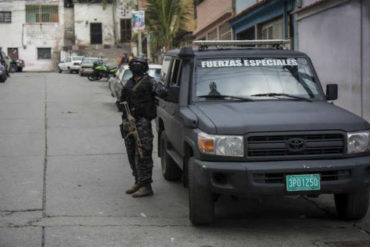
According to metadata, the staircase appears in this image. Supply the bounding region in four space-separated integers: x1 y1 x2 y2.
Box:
72 43 132 66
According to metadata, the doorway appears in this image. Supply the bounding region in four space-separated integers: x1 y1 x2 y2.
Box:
120 19 131 42
8 48 19 59
90 23 102 44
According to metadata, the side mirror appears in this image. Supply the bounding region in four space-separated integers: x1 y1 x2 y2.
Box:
326 84 338 101
166 87 179 103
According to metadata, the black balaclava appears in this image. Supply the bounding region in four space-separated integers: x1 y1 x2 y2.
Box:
131 63 146 76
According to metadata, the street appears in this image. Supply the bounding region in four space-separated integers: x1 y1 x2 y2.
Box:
1 73 370 247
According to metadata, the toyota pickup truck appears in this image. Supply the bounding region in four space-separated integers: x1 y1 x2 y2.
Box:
155 40 370 225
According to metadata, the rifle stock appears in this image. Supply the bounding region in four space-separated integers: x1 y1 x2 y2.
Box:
121 101 144 159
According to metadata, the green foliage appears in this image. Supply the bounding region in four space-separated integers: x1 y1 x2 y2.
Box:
146 0 194 52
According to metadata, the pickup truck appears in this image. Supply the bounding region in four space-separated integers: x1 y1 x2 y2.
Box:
156 40 370 225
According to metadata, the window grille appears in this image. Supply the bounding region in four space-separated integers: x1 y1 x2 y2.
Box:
26 5 59 23
220 22 232 40
0 11 11 23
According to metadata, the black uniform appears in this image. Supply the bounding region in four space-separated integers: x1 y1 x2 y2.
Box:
120 74 166 185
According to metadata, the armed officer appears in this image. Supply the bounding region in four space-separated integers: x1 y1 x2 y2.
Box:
120 57 166 197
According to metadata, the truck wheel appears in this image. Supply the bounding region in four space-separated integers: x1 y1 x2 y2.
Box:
18 67 23 72
10 64 17 73
160 132 182 181
58 67 62 73
0 74 5 82
188 157 214 225
335 188 369 220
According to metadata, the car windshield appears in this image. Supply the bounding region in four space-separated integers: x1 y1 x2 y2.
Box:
121 68 161 82
82 58 98 65
195 57 322 100
72 56 83 61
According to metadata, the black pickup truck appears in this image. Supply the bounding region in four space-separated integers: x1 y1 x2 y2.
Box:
155 40 370 225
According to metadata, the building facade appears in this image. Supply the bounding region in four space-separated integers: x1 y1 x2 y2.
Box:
295 0 370 121
194 0 234 40
230 0 295 43
0 0 133 71
0 0 65 71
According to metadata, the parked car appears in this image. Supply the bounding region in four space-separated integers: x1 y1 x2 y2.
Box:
0 50 10 76
108 65 127 98
58 56 84 73
79 57 100 76
10 58 25 72
156 40 370 225
0 64 7 83
111 64 162 110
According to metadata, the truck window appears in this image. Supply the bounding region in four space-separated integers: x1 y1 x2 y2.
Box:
160 56 171 85
170 59 182 87
195 57 321 100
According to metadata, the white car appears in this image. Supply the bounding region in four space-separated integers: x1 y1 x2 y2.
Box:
58 56 84 73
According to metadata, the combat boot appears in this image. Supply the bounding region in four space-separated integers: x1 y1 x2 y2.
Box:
132 184 153 198
126 183 141 194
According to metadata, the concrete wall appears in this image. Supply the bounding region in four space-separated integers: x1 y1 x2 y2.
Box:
297 0 369 121
235 0 257 14
74 3 115 46
362 0 370 121
195 0 233 35
0 0 64 71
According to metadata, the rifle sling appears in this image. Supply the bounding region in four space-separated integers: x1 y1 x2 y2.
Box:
132 75 148 92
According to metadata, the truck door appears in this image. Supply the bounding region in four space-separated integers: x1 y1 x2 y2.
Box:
165 59 184 154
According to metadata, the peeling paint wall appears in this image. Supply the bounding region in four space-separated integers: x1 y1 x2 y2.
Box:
74 3 115 46
0 0 64 71
297 0 370 122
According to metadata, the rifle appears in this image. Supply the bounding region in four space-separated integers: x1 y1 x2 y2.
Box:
120 101 144 159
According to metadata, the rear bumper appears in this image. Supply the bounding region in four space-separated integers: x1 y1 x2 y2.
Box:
190 156 370 196
70 65 81 70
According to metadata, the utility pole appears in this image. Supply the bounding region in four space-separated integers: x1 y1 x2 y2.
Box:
136 0 142 57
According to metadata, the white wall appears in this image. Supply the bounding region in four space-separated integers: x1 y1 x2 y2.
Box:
74 3 115 46
297 0 369 121
0 0 64 71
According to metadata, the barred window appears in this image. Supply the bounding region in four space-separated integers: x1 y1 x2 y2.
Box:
37 48 52 59
26 5 59 23
0 11 11 23
208 28 217 40
220 22 232 40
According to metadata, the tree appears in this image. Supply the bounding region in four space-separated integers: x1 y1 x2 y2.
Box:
146 0 194 52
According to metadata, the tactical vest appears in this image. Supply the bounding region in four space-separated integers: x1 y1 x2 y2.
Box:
123 76 156 120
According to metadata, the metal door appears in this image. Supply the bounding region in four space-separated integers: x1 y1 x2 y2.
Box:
90 23 102 44
120 19 131 42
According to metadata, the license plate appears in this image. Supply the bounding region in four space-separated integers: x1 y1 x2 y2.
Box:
286 174 320 192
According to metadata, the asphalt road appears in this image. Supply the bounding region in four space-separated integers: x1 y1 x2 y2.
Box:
1 73 370 247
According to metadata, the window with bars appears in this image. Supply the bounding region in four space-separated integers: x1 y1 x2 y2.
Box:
220 22 232 40
0 11 11 23
207 28 217 40
26 5 59 23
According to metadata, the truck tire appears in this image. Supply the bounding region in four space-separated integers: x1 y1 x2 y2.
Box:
335 188 369 220
160 132 181 181
10 64 17 73
58 67 62 73
0 73 6 82
188 157 214 225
